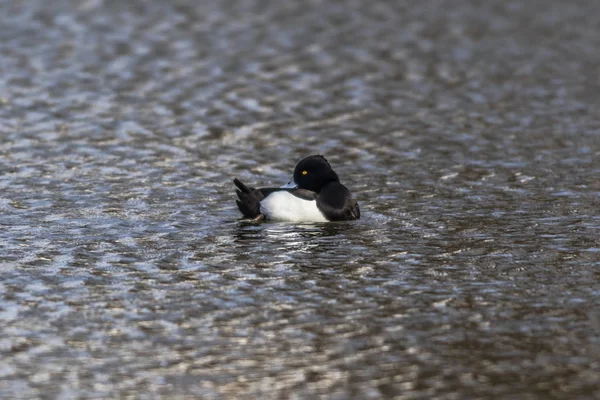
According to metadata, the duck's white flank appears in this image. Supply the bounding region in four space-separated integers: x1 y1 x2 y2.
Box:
260 191 327 222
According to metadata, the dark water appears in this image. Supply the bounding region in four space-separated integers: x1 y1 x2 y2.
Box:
1 0 599 398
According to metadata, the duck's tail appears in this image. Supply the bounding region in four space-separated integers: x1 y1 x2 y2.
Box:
233 178 264 219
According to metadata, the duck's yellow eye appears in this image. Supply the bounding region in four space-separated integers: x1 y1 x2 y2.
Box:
302 170 308 175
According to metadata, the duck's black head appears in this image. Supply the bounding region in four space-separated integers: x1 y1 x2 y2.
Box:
291 155 340 193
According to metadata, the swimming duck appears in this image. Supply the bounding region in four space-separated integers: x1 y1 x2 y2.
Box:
234 155 360 222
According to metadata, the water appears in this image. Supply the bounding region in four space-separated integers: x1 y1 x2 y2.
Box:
1 0 599 398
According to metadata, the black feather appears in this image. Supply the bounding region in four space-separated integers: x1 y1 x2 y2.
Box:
315 182 360 221
233 178 264 218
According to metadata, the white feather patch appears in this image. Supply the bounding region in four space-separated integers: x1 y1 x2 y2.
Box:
260 191 327 222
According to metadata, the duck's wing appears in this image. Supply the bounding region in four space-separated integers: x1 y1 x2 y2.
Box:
289 188 318 201
257 187 317 201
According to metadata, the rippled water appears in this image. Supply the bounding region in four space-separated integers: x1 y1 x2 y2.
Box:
1 0 599 398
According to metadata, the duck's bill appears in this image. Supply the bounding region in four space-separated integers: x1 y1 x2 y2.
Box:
280 178 297 189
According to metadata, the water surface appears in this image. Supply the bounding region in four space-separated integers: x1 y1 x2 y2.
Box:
0 0 599 398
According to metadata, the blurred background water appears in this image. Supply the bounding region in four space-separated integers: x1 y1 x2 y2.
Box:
0 0 599 398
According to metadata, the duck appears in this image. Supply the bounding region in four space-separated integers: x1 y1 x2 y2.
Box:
233 155 360 222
